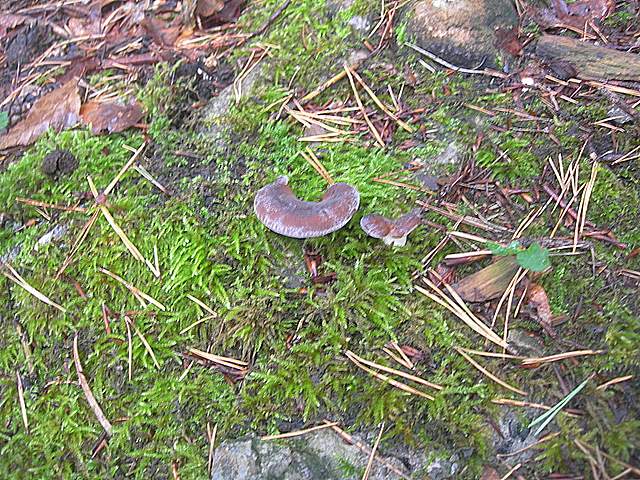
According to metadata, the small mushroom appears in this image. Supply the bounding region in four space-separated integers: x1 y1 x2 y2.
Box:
360 207 422 247
254 176 360 238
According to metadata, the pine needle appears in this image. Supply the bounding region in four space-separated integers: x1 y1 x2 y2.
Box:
346 350 442 390
528 376 591 435
3 263 66 312
456 347 527 396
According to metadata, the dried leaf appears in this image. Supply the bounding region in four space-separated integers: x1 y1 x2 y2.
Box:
80 100 144 134
197 0 225 18
142 16 180 47
495 27 523 56
533 0 616 31
453 256 520 303
527 283 556 336
204 0 245 25
0 80 81 150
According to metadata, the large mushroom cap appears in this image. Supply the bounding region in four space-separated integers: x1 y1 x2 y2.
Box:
254 176 360 238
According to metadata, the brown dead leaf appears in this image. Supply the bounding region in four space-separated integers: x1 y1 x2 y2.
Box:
197 0 225 18
203 0 245 26
533 0 615 31
0 80 81 150
526 283 556 336
453 256 520 303
80 100 144 134
495 27 523 56
142 16 180 47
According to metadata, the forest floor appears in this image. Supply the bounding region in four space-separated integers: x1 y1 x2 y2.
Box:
0 0 639 479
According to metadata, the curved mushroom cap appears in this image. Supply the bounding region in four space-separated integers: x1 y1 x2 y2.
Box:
254 176 360 238
360 214 392 239
360 208 422 246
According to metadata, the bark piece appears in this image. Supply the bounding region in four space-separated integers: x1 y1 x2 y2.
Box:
536 34 640 81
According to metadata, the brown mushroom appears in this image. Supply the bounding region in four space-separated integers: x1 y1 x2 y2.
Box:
254 176 360 238
360 207 422 246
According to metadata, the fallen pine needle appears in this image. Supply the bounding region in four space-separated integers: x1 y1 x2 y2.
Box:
3 263 66 312
528 376 591 436
126 316 160 369
323 421 411 480
16 197 88 213
574 439 640 476
456 347 527 396
134 164 169 195
179 315 215 335
207 423 218 476
187 347 248 371
88 176 146 265
462 348 524 360
344 65 384 147
362 421 385 480
596 374 633 391
187 294 217 316
416 281 508 349
73 333 113 436
16 371 29 433
126 319 133 381
346 352 434 400
99 268 166 311
500 463 521 480
492 398 581 417
521 350 604 366
346 350 442 390
107 142 146 195
497 431 560 458
56 209 100 278
261 422 340 441
350 68 413 133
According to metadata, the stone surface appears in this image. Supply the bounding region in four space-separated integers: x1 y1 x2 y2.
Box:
405 0 518 68
202 65 267 143
491 408 538 463
210 430 424 480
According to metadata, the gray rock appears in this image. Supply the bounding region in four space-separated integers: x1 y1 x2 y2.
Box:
426 456 461 480
405 0 518 68
210 430 418 480
348 15 371 33
202 65 268 143
506 329 543 357
492 409 538 463
34 225 67 252
326 0 355 16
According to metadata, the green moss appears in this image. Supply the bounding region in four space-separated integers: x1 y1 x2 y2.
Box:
1 0 639 477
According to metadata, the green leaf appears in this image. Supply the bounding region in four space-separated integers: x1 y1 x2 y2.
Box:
0 111 8 131
516 242 551 272
488 240 521 256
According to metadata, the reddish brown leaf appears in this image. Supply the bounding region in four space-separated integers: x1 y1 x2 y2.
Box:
0 80 81 150
142 16 180 47
453 256 520 303
526 283 556 336
495 27 523 56
197 0 225 18
80 100 144 134
205 0 245 25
